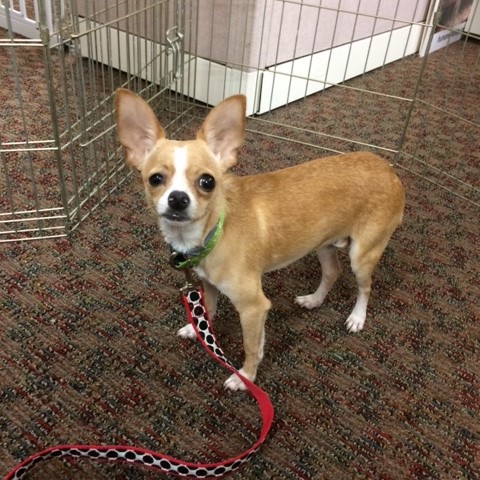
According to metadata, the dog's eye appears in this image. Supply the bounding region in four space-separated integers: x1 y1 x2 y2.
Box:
198 174 215 192
149 173 165 187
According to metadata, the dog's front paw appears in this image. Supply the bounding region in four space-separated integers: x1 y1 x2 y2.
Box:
177 323 197 339
345 314 365 333
295 294 323 310
224 369 251 391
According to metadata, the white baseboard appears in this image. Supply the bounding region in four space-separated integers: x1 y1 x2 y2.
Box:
258 23 424 113
179 57 263 116
76 19 424 116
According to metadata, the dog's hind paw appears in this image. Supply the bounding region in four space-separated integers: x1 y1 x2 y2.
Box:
177 323 197 339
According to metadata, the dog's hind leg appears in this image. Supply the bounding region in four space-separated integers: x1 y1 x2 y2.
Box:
345 235 391 333
296 245 342 309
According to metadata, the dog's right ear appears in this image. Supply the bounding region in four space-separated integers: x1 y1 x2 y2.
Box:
114 88 165 170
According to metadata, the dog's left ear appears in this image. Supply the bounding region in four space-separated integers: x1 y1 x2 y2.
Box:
197 95 246 170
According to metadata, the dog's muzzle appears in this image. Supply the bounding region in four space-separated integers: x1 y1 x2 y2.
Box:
163 190 191 222
168 190 190 210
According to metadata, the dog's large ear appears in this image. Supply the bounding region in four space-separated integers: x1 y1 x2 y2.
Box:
114 88 165 170
196 95 246 170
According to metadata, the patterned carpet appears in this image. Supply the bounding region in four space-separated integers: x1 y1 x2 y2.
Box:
1 29 479 480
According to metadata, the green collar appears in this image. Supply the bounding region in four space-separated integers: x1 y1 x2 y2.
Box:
169 209 225 270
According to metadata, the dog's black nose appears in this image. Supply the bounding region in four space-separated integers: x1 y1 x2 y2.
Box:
168 190 190 211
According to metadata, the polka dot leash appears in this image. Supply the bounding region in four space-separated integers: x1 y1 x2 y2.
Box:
4 287 274 479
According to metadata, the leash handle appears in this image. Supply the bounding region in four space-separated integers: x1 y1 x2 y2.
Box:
4 288 274 479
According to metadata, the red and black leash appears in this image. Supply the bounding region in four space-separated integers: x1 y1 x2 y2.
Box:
4 284 274 479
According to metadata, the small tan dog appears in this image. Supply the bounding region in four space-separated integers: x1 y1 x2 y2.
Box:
115 89 405 391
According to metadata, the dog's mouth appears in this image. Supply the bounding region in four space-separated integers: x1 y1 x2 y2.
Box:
161 211 191 223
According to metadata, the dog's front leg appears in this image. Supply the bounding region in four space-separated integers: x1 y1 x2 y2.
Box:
202 280 219 319
224 292 271 391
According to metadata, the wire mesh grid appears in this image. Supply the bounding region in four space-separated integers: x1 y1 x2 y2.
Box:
0 0 185 242
0 0 479 242
177 0 479 205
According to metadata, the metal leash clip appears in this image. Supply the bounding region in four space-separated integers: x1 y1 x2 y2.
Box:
169 252 200 294
179 268 200 295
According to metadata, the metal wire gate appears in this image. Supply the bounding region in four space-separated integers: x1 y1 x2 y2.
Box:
1 0 479 243
0 0 185 242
